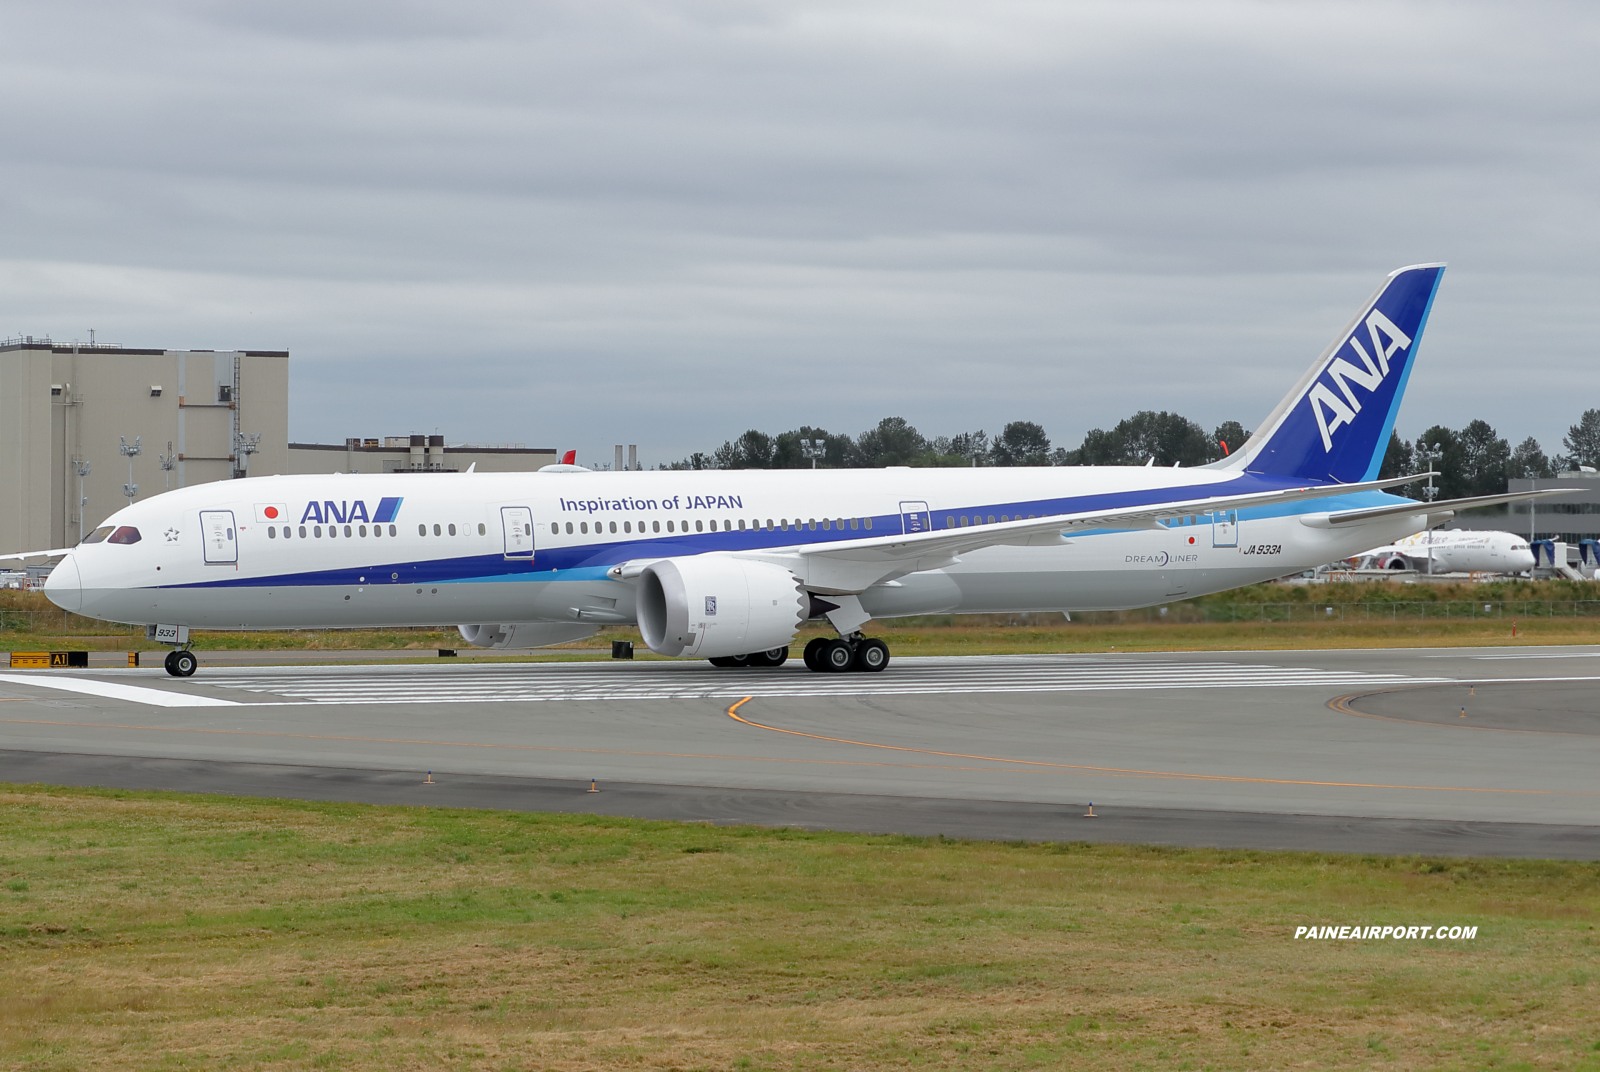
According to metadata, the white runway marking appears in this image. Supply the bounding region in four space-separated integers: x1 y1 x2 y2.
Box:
200 659 1446 705
0 674 242 708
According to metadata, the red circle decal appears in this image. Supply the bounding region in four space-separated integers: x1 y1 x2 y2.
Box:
1188 536 1195 544
264 506 279 519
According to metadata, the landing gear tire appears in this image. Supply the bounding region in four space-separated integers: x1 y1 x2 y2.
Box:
820 638 855 673
802 637 829 671
750 647 789 668
708 654 750 668
166 650 198 678
855 638 889 673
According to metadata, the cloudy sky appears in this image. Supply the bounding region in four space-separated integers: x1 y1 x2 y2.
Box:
3 0 1597 465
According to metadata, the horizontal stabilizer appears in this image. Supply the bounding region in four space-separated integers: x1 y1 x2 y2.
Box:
1308 488 1574 528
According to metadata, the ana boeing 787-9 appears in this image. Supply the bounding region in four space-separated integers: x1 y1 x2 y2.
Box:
4 264 1564 676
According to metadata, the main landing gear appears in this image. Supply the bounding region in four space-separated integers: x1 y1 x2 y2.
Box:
801 635 889 673
163 649 198 678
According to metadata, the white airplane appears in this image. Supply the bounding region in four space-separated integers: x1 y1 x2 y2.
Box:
3 264 1568 677
1354 529 1535 574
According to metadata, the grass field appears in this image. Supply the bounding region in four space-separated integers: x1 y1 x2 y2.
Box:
2 786 1598 1071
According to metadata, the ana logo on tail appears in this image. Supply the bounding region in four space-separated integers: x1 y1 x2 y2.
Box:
1307 309 1413 452
1312 308 1414 451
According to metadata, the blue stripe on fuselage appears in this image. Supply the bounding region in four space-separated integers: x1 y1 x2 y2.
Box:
162 472 1360 590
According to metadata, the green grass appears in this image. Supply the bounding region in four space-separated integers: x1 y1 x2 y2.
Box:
2 785 1599 1069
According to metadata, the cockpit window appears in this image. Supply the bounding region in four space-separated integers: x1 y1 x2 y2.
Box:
107 526 142 545
82 526 115 544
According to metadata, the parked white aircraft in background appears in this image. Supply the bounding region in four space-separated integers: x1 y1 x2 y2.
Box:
1 263 1570 677
1354 529 1535 574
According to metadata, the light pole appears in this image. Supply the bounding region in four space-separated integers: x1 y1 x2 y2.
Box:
1417 442 1442 575
119 435 141 503
800 438 825 469
159 442 177 492
75 460 90 544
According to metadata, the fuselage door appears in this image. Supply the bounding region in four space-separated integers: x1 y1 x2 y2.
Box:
1212 509 1238 548
899 501 932 535
200 510 238 564
501 506 535 560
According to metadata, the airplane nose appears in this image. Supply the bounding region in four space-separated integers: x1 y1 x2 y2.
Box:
1511 552 1535 573
43 554 82 613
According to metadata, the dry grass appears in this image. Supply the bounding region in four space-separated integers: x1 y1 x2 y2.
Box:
7 581 1600 658
2 786 1599 1070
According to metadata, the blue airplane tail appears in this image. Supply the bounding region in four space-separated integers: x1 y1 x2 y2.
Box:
1225 263 1445 484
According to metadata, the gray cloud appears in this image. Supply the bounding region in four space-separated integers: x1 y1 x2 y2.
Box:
2 0 1597 464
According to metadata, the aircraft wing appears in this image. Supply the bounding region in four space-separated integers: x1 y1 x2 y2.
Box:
0 547 74 563
1307 488 1573 528
607 471 1442 592
786 471 1439 566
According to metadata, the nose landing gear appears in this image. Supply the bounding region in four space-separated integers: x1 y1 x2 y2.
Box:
163 649 198 677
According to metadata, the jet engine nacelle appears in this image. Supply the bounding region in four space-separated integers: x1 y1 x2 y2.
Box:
458 623 600 649
637 555 806 658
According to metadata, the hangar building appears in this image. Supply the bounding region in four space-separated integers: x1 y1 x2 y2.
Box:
0 337 555 556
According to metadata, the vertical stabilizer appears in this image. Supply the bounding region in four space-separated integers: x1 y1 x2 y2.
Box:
1223 264 1444 484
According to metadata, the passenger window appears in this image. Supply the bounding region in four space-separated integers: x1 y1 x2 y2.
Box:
418 524 426 536
358 525 367 536
300 525 308 538
315 526 323 537
667 520 674 532
82 525 114 544
388 524 397 536
344 525 353 537
653 520 660 533
864 517 872 529
1000 515 1009 523
987 516 995 525
624 521 632 533
565 522 573 534
960 517 968 527
609 521 617 534
581 521 588 534
433 524 442 536
524 524 531 535
268 526 277 538
738 520 746 531
696 520 704 532
479 523 487 535
822 519 831 531
449 524 457 536
850 518 859 530
946 516 954 528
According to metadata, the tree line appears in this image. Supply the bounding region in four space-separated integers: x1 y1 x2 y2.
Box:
1378 410 1600 499
671 409 1600 500
669 413 1252 470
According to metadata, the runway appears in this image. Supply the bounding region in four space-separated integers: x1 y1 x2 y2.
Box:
2 646 1598 858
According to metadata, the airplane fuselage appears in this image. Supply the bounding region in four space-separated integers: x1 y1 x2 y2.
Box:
47 467 1429 632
